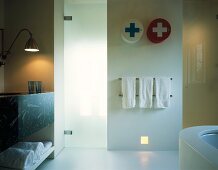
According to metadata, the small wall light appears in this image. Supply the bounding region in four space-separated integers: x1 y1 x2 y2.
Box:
24 37 39 52
0 28 39 66
141 136 149 145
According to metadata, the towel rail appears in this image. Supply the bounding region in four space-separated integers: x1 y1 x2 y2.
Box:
118 94 173 97
118 77 173 97
118 78 173 80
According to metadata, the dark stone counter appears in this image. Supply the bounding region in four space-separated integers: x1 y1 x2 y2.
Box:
0 92 54 152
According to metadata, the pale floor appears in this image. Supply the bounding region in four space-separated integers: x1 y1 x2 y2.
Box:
37 148 179 170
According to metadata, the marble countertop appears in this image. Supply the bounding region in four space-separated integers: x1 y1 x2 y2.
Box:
0 92 54 97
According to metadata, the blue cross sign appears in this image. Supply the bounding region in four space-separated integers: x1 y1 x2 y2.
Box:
122 19 144 44
125 23 140 37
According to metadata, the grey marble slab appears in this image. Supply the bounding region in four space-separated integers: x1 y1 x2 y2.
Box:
0 92 54 152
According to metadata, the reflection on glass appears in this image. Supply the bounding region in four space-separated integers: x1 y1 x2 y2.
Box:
188 42 206 84
195 44 205 82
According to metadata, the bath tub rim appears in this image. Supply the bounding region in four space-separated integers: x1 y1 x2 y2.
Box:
180 126 218 168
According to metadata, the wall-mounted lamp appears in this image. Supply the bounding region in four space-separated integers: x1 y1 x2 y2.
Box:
0 28 39 66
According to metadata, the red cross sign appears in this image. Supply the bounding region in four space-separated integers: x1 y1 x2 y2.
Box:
147 18 171 43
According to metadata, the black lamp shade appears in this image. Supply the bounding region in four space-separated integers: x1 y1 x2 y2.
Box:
24 37 39 52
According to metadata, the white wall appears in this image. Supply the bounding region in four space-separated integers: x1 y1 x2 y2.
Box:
64 1 107 148
108 0 183 150
0 0 4 93
183 0 218 128
54 0 65 156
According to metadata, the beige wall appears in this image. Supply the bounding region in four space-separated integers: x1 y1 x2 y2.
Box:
0 0 4 93
108 0 183 150
4 0 54 93
183 0 218 128
0 0 4 26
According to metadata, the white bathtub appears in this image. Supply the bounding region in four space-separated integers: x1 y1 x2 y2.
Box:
179 126 218 170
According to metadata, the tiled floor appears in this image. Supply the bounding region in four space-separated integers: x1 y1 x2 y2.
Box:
38 148 179 170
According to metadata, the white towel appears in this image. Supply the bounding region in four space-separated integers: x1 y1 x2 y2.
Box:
122 77 136 109
154 77 171 108
139 77 153 108
0 148 34 169
12 142 45 163
42 141 53 154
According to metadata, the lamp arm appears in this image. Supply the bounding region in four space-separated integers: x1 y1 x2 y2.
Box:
0 29 4 59
4 28 32 58
0 29 6 66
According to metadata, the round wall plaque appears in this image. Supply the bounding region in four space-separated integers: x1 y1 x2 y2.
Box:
147 18 171 43
121 19 144 44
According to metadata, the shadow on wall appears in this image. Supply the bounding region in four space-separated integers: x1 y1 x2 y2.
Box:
108 79 121 112
4 54 54 93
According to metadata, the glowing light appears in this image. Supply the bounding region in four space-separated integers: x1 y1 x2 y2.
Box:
24 48 39 52
65 42 107 117
141 136 149 145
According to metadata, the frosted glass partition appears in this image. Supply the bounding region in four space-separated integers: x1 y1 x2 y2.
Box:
183 0 218 127
64 1 107 148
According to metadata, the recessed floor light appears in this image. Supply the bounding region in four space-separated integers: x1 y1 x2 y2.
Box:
141 136 149 145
